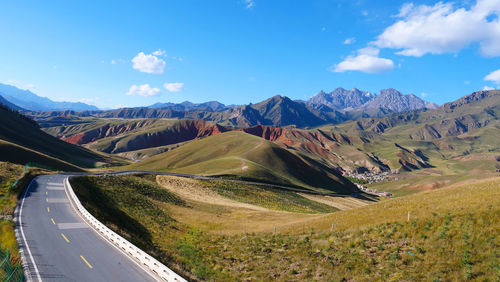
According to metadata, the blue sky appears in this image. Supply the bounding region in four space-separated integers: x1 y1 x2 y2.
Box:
1 0 499 109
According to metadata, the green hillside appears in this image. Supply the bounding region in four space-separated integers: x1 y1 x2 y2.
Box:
316 90 500 174
71 165 500 281
128 131 357 194
0 105 122 170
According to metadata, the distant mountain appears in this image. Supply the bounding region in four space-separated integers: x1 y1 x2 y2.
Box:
37 89 500 174
360 88 438 112
250 95 325 127
149 101 228 112
307 87 437 112
308 87 374 110
26 86 441 128
0 93 24 111
0 83 99 111
336 90 500 139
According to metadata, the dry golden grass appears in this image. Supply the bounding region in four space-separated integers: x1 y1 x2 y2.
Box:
157 175 268 211
72 174 500 281
298 193 371 210
285 176 500 233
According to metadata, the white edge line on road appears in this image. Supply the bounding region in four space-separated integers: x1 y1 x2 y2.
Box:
19 179 43 282
62 177 162 282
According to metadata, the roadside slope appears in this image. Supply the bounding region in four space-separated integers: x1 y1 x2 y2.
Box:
0 105 121 170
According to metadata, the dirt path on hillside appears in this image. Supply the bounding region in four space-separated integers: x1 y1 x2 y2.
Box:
298 193 370 210
156 175 268 211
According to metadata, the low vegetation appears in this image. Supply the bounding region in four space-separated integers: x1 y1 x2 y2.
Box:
0 162 23 266
160 176 337 213
0 162 48 267
71 173 500 281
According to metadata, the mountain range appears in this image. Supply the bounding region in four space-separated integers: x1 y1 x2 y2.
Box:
307 87 438 112
0 83 99 111
37 90 500 176
25 87 437 128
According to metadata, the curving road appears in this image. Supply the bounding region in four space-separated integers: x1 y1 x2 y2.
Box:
15 174 158 282
14 169 364 281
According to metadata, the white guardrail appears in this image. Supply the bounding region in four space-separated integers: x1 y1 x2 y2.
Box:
64 178 186 282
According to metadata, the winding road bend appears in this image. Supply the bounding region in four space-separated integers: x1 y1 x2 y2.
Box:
15 174 158 282
14 169 363 281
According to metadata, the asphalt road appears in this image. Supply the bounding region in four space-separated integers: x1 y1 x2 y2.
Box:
15 169 367 281
15 174 158 282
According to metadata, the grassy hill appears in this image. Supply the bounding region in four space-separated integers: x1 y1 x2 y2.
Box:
315 90 500 184
70 170 500 280
128 131 357 194
0 105 122 170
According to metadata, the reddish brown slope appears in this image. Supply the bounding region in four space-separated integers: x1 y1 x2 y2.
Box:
62 119 229 145
237 125 364 158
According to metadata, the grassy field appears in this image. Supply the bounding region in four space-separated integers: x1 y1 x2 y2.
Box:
71 173 500 281
70 174 350 280
72 173 500 281
128 131 357 194
157 176 338 214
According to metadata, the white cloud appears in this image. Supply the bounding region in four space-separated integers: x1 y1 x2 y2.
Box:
126 84 161 97
358 46 379 56
421 92 428 98
483 85 495 90
110 58 125 64
244 0 254 9
396 3 414 18
361 10 368 16
152 49 166 56
484 69 500 84
332 47 394 74
321 27 326 31
77 97 100 105
374 0 500 57
131 52 166 74
343 37 356 45
164 82 184 92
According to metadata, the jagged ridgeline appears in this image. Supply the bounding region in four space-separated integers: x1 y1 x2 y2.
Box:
27 88 438 128
33 90 500 175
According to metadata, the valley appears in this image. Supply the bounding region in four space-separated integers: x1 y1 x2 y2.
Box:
21 89 499 196
0 87 499 281
3 2 500 280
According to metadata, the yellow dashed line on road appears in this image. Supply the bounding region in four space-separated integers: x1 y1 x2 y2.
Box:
46 191 48 195
80 255 93 269
46 198 48 203
51 218 56 225
61 233 70 243
47 207 50 213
